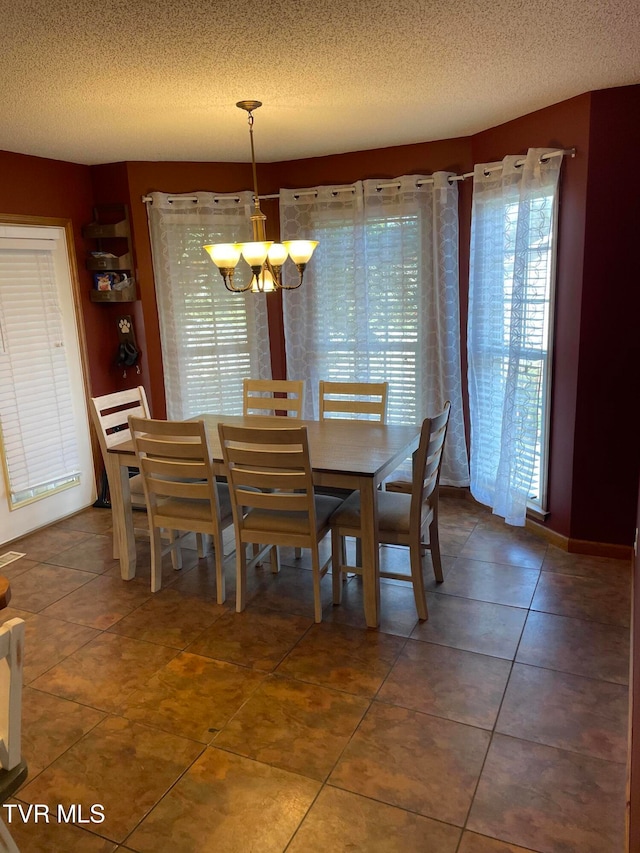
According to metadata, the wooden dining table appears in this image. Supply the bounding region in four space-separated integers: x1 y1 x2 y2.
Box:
106 413 420 628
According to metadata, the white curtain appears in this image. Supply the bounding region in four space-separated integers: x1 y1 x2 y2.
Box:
280 175 469 487
468 149 562 524
147 192 271 419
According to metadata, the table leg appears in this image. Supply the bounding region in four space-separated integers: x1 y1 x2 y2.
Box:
108 454 137 580
358 477 380 628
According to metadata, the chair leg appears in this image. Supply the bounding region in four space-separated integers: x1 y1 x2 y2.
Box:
236 540 248 613
213 531 226 605
196 533 206 558
270 546 280 573
331 528 343 605
311 546 323 624
169 530 183 570
409 539 428 621
294 547 302 559
429 516 444 582
150 528 164 593
253 542 262 567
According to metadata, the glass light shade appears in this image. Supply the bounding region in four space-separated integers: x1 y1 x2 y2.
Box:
283 240 319 264
204 243 241 268
267 243 289 265
251 269 276 293
238 241 272 266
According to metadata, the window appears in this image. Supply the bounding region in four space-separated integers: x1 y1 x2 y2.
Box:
280 178 470 487
307 215 421 424
147 193 271 419
468 151 562 523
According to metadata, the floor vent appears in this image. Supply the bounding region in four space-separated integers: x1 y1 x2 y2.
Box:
0 551 26 568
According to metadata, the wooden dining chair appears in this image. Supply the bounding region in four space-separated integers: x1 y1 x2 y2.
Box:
0 611 28 853
90 386 149 519
243 378 305 419
218 423 343 623
330 402 451 620
319 380 389 423
129 417 232 600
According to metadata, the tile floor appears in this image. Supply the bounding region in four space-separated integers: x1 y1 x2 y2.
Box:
0 494 631 853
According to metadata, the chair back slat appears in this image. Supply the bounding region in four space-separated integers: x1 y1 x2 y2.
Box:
243 379 305 418
319 381 388 423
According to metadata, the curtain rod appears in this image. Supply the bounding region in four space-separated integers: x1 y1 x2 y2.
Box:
141 148 575 204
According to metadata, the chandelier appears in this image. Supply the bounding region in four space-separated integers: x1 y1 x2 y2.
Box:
204 100 318 293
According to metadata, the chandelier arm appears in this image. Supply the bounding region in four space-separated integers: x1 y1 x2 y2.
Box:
220 271 253 293
277 266 306 290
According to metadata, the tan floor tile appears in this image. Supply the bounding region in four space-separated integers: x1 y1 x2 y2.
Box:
378 640 511 728
21 687 106 777
496 663 629 763
467 734 627 852
44 533 120 574
55 506 115 535
321 575 422 637
119 651 265 742
7 564 94 612
329 701 490 825
411 594 527 659
8 528 93 563
4 814 117 853
531 571 631 627
516 611 630 684
31 633 177 711
214 674 369 781
459 832 539 853
41 575 153 630
276 621 405 696
22 614 99 684
107 587 225 648
430 558 539 608
287 786 461 852
187 607 312 670
459 527 546 571
19 716 203 844
127 747 319 853
542 545 631 580
245 564 334 620
0 556 40 581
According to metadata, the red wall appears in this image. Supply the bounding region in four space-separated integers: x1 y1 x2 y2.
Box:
573 87 640 544
3 85 639 549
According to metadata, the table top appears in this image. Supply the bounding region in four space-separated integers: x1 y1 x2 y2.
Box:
109 413 420 480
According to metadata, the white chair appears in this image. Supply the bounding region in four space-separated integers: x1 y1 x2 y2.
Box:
0 614 27 853
330 402 451 621
129 417 233 600
243 378 305 419
218 423 343 623
90 387 151 562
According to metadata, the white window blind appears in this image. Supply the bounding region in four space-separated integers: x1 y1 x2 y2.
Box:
146 193 271 419
0 233 80 507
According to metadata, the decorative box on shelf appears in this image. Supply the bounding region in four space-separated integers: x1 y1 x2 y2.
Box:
90 280 137 302
83 204 136 303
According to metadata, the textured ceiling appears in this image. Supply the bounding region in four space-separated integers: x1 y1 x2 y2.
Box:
1 0 639 166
